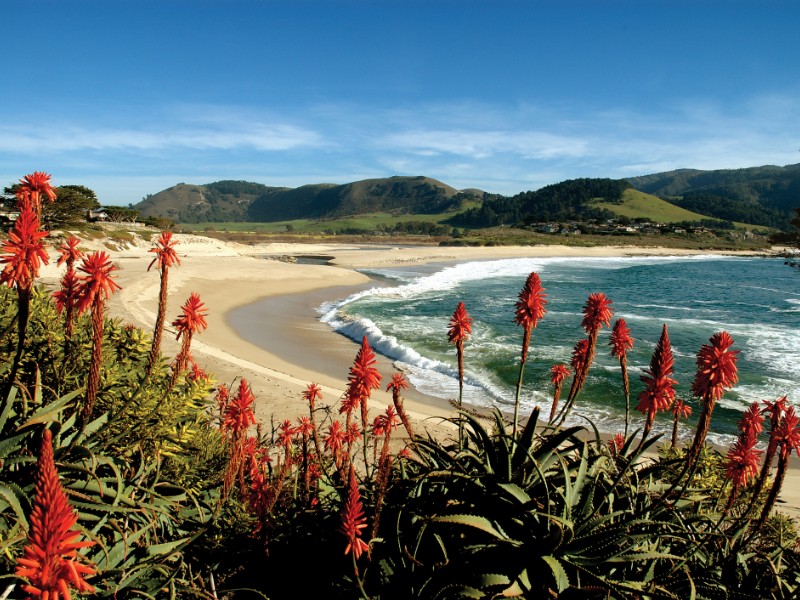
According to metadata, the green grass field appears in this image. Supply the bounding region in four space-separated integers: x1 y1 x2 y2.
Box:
592 189 770 231
177 211 463 234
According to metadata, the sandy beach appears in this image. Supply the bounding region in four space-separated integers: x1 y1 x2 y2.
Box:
38 231 800 515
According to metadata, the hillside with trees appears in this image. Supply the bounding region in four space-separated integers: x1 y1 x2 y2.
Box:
669 192 791 230
132 165 800 232
135 176 478 224
449 178 630 228
135 180 285 223
627 163 800 217
246 176 473 221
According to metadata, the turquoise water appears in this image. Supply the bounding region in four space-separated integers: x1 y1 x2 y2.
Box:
320 256 799 446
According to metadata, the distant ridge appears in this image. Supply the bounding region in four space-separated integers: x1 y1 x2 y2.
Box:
135 176 482 224
134 164 800 228
627 163 800 213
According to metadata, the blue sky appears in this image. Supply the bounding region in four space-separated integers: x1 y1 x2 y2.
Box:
2 0 799 205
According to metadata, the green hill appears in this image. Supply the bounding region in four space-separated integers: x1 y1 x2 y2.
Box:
246 176 471 221
592 189 722 223
626 163 800 225
136 180 284 223
135 165 800 229
136 176 482 224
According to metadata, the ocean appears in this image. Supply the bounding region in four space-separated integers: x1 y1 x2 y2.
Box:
319 255 800 447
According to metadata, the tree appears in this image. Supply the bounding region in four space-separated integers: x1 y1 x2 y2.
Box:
2 183 100 227
102 206 140 223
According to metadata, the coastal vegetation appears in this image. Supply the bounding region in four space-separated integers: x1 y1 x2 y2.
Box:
2 171 800 598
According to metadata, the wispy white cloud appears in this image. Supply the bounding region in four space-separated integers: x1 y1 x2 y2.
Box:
380 129 589 160
0 111 325 154
1 91 799 201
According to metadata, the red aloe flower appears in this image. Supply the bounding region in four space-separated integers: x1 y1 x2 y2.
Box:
278 419 297 450
548 363 570 422
172 292 209 340
0 205 49 291
56 236 83 269
53 268 80 316
187 358 210 384
513 272 547 364
15 430 95 598
295 417 311 436
373 405 400 437
221 380 258 501
387 373 409 396
448 302 472 387
669 398 692 450
347 336 382 446
340 466 370 560
303 382 323 409
723 402 764 505
551 363 570 386
448 301 472 445
607 432 625 454
296 416 314 438
303 382 324 463
15 171 57 213
74 251 121 315
636 324 677 438
387 373 414 441
511 274 547 438
760 406 800 524
687 331 739 468
570 339 592 376
691 331 739 402
581 292 613 337
339 386 361 417
324 421 347 467
74 251 121 420
146 231 181 377
223 379 257 438
739 402 764 438
170 292 209 386
725 437 762 492
610 319 634 428
562 292 613 419
147 230 181 271
53 268 81 339
345 421 363 445
54 237 82 344
753 396 789 504
448 301 473 347
609 318 634 359
348 336 382 399
775 406 800 456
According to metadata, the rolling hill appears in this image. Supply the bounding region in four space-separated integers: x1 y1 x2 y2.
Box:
591 189 723 223
246 176 474 221
136 180 285 224
627 164 800 218
135 164 800 230
135 176 481 224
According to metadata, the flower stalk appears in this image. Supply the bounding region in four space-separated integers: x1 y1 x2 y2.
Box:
146 231 180 378
448 302 472 447
512 273 547 439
